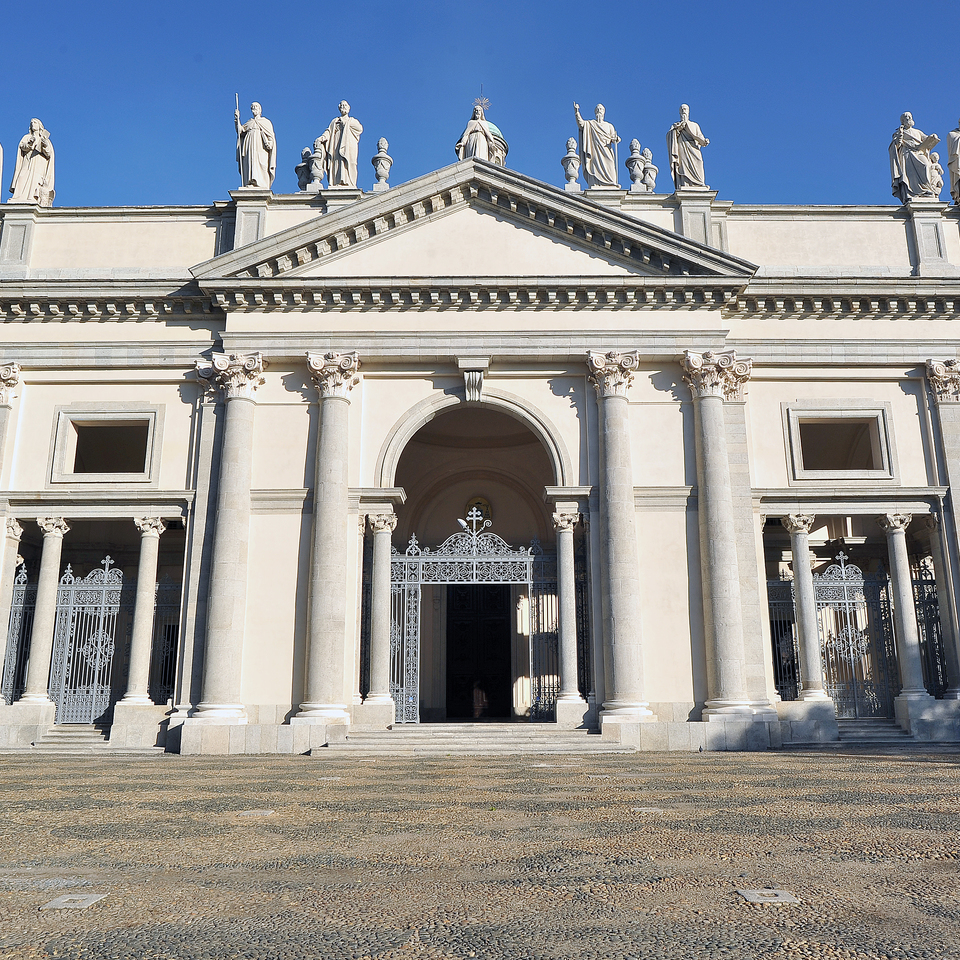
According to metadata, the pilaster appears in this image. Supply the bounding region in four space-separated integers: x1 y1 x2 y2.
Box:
673 188 718 247
229 188 272 248
0 206 39 275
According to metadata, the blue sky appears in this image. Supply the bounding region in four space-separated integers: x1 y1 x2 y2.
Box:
2 0 958 208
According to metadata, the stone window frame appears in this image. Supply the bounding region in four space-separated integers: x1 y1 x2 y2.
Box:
782 400 898 485
48 403 164 487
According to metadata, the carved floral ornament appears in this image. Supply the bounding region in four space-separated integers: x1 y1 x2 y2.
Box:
552 511 580 533
134 517 167 538
5 518 23 541
681 349 752 401
0 362 21 406
195 352 267 400
368 513 398 535
37 517 69 538
586 350 639 398
307 351 361 398
877 512 912 534
782 514 816 535
926 359 960 403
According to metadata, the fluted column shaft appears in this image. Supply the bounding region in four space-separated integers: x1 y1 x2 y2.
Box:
879 514 931 698
366 513 396 708
299 352 360 721
682 350 755 715
122 518 166 704
587 351 651 719
554 513 584 702
194 353 265 720
783 515 829 700
20 518 69 703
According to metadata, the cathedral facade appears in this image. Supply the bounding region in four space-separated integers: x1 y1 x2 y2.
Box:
1 148 959 753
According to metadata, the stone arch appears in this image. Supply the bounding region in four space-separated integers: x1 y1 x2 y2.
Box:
376 386 573 489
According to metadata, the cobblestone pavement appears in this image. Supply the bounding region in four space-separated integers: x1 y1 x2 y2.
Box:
1 750 959 959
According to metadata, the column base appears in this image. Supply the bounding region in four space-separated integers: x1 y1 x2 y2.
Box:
555 695 591 729
599 702 657 740
893 692 960 740
295 702 350 723
118 694 155 707
15 693 55 707
352 697 395 731
0 700 57 748
702 699 778 721
797 686 832 702
110 702 168 748
190 703 248 722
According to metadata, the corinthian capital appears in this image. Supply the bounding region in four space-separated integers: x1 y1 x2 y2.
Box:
307 351 361 399
552 511 580 533
681 349 752 401
135 517 167 538
782 514 815 535
368 513 398 535
586 350 639 398
5 518 23 541
877 512 912 534
0 362 21 406
37 517 70 538
196 352 267 400
926 359 960 403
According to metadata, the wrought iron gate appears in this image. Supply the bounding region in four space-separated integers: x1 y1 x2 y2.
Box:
0 563 36 704
912 556 948 698
766 553 900 718
389 508 560 724
49 558 126 724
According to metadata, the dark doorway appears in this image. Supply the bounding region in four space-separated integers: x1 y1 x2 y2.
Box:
446 584 512 720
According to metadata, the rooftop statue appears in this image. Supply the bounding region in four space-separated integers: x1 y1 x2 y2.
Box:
889 112 940 204
456 104 497 162
235 101 276 189
667 104 709 190
8 119 54 206
947 120 960 205
316 101 363 188
574 102 620 188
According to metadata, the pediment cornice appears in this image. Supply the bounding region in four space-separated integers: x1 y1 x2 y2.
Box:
191 159 757 288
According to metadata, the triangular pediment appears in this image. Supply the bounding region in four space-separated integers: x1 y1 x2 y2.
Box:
192 160 756 289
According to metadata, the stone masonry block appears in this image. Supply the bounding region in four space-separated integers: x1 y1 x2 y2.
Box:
666 723 692 751
276 724 294 754
228 724 246 755
638 723 669 752
245 725 262 754
703 722 726 751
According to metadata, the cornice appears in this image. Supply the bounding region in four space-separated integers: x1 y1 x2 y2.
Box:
205 275 743 312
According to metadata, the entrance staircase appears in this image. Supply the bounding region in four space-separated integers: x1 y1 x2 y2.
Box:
321 722 633 756
25 724 165 756
836 719 915 747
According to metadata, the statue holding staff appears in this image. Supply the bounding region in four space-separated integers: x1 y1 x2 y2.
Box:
573 102 620 188
235 99 277 189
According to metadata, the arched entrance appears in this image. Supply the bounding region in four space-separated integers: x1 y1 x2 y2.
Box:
383 405 583 723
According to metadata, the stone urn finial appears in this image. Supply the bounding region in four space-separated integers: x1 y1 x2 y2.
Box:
371 138 393 192
561 137 581 192
625 139 644 189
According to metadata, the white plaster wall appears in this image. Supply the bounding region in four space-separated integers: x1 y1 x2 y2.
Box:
747 376 934 488
29 213 218 272
264 204 324 236
9 377 194 491
725 212 911 270
299 205 638 278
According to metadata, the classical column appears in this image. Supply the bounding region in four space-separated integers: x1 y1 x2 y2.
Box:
553 512 585 702
586 350 652 722
192 352 266 720
919 514 960 698
782 514 830 700
297 351 360 722
366 512 397 713
121 518 166 705
877 513 934 701
682 349 759 716
0 363 21 483
18 518 69 704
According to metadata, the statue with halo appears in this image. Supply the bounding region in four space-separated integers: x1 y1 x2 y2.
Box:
455 98 508 166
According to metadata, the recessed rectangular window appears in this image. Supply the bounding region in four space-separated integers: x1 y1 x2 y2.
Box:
797 418 881 471
72 421 150 474
49 406 162 486
784 403 896 483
